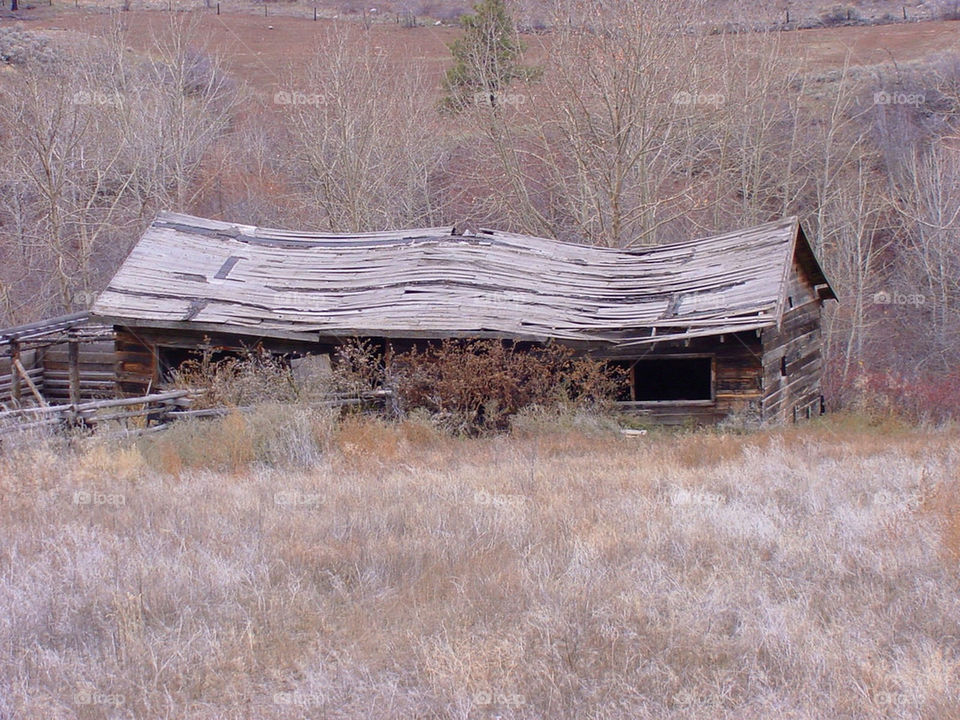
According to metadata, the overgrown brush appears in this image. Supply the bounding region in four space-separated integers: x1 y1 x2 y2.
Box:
161 345 337 468
141 403 337 472
333 338 625 434
170 344 303 408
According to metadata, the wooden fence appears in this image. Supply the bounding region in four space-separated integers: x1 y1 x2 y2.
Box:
0 388 392 436
0 390 191 435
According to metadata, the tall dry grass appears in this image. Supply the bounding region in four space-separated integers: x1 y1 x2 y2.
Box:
0 414 958 718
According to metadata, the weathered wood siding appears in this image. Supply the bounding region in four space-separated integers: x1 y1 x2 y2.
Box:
0 316 117 406
112 326 333 396
599 332 763 425
760 259 824 423
116 328 159 396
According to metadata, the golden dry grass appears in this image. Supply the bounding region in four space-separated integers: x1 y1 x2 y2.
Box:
0 412 958 718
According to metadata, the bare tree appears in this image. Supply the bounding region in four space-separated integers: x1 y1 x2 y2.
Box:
888 143 960 372
0 14 241 322
281 27 445 231
127 13 242 212
463 0 767 247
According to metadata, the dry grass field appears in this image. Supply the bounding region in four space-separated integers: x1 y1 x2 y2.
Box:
1 2 960 715
1 410 958 718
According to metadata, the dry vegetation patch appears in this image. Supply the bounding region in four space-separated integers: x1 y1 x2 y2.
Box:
0 418 958 718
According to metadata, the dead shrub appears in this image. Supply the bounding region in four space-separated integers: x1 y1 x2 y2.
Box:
818 4 861 25
329 338 387 399
170 344 301 409
334 339 624 435
0 28 59 66
938 0 960 20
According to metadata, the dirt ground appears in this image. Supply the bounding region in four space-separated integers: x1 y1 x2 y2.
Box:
9 6 960 95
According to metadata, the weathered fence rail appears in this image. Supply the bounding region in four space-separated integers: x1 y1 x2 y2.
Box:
0 390 190 434
0 388 392 436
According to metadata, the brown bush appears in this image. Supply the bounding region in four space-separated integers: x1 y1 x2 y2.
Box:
383 339 623 434
170 344 301 409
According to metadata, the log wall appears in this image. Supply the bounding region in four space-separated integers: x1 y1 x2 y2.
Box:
0 350 42 405
760 259 824 423
41 340 116 402
0 315 116 407
115 328 159 396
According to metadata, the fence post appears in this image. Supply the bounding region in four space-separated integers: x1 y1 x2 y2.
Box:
68 332 81 406
9 340 20 408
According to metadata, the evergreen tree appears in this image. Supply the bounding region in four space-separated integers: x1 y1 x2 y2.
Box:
441 0 535 112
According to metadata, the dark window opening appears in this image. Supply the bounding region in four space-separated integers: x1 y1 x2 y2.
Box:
157 346 234 382
631 356 713 402
156 345 289 383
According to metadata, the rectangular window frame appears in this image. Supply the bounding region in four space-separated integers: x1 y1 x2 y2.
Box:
616 353 717 406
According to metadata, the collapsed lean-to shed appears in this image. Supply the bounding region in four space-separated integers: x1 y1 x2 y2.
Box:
91 211 837 424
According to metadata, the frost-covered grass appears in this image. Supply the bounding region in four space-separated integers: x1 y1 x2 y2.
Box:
0 413 958 718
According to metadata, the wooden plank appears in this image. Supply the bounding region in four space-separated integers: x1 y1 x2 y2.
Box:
13 358 47 407
9 340 20 407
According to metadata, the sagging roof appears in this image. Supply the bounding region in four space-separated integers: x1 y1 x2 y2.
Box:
92 212 836 347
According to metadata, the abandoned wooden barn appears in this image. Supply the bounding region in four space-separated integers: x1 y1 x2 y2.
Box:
91 211 837 424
